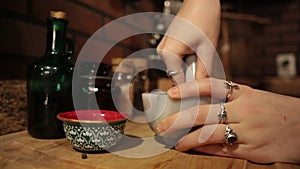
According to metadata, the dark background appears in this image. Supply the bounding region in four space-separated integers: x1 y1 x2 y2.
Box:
0 0 299 135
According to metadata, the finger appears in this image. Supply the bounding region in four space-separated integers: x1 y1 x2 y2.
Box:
167 78 242 102
167 78 227 100
195 57 208 79
157 37 193 85
175 123 242 152
192 144 241 159
157 49 185 84
157 103 240 134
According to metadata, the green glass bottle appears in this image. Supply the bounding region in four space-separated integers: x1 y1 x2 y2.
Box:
27 11 74 139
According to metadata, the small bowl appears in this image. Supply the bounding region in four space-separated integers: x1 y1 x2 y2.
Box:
142 91 211 146
57 110 128 153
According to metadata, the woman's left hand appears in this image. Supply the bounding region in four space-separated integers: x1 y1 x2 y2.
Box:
156 78 300 164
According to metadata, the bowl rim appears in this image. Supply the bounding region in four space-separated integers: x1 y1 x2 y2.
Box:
57 110 129 124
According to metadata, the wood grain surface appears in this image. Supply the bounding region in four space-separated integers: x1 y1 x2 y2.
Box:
0 120 299 169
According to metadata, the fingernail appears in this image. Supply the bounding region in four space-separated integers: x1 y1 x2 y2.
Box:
175 137 185 151
157 123 165 133
168 86 179 95
175 143 182 151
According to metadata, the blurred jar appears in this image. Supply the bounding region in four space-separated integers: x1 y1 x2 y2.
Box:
75 62 119 111
111 57 148 117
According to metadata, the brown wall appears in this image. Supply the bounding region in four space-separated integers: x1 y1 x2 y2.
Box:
255 1 300 77
225 0 300 80
0 0 161 79
0 0 299 81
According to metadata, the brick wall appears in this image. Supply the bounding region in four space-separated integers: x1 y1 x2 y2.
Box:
0 0 161 79
228 0 300 79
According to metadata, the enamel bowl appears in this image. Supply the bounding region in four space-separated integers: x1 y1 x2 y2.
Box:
57 110 128 153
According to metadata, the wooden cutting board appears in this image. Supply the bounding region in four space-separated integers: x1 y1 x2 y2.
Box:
0 120 299 169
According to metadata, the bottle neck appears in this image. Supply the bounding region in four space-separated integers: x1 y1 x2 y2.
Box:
46 17 68 56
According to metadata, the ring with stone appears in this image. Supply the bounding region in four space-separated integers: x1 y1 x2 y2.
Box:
224 81 239 101
217 103 227 124
224 124 238 145
166 69 183 77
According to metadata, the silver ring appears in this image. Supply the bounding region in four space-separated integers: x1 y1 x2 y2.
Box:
224 81 239 101
224 124 238 145
166 69 183 77
217 103 227 124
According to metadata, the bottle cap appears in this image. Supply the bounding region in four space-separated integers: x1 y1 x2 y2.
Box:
50 11 67 19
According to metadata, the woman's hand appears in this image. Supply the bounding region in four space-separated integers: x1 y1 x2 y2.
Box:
157 0 221 81
157 78 300 164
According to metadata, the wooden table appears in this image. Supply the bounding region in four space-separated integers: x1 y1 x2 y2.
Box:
0 120 299 169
